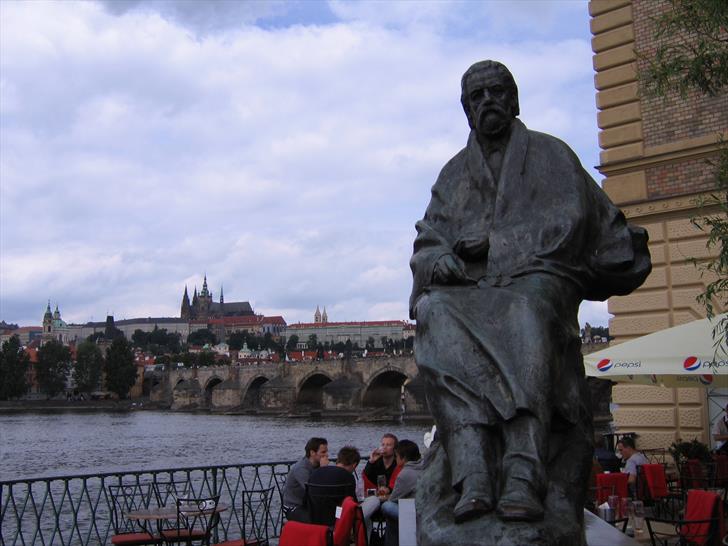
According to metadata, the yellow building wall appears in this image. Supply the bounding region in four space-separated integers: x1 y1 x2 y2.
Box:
589 0 728 448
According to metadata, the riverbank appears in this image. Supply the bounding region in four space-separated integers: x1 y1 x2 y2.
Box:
0 399 154 413
0 399 433 423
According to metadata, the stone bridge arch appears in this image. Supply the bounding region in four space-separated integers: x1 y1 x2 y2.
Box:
203 376 224 407
241 375 272 409
361 368 410 409
296 371 334 409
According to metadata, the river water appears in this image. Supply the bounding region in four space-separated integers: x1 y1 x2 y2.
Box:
0 410 433 481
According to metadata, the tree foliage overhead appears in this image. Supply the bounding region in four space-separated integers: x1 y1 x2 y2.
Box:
36 340 71 398
105 338 137 399
641 0 728 98
0 335 30 400
74 340 104 393
640 0 728 353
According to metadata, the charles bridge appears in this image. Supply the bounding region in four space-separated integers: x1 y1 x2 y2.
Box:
149 355 427 416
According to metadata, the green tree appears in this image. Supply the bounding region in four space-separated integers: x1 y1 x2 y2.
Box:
87 331 105 343
228 331 248 351
36 340 71 398
285 334 299 351
187 328 217 346
197 351 216 367
307 334 318 351
0 335 30 399
74 341 104 393
641 0 728 98
640 0 728 351
365 336 375 350
105 338 137 399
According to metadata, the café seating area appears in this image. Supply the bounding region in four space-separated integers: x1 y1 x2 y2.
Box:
589 455 728 544
108 481 273 546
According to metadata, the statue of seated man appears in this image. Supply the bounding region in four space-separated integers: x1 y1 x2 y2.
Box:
410 60 651 529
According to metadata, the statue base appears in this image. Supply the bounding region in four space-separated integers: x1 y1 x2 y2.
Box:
417 433 591 546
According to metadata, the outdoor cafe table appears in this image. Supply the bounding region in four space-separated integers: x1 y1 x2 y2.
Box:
125 502 229 521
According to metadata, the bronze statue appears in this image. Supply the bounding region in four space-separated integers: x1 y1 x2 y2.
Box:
410 60 651 545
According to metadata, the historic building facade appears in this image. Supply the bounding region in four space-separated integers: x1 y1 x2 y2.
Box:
589 0 728 448
285 307 410 348
180 275 254 321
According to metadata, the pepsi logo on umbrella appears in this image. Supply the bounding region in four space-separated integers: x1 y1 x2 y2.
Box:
597 359 612 372
683 356 701 371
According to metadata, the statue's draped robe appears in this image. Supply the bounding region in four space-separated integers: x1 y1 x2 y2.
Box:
410 120 651 483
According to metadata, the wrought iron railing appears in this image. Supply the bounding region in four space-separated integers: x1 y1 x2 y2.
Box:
1 460 295 545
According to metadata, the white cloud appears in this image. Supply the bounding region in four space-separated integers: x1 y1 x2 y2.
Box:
0 0 611 328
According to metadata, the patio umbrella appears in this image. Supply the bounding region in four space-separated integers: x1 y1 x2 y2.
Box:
583 314 728 387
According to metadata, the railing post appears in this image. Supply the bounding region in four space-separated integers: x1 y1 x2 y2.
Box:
211 467 219 543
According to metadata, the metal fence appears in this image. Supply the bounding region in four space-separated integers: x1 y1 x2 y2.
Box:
1 460 295 545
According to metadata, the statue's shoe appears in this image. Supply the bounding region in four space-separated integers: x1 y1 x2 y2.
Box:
453 495 493 524
495 490 544 522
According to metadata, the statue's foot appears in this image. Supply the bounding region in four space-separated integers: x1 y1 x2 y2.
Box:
453 477 493 523
454 495 493 523
496 480 544 522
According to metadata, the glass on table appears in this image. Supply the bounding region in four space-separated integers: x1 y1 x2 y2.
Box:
377 475 387 495
631 500 645 536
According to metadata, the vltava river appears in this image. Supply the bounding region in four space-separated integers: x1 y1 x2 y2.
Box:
0 411 432 481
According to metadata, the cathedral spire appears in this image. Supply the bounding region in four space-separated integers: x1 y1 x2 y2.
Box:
181 285 191 319
314 305 322 323
322 306 328 323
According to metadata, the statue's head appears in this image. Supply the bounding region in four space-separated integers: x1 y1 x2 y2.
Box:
460 60 519 138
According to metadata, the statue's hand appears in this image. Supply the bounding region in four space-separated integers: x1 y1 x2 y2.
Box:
454 235 489 260
433 254 469 284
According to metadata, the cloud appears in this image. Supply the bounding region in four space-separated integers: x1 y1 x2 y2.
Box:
0 1 610 328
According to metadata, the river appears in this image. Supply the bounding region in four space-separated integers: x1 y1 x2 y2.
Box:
0 410 433 481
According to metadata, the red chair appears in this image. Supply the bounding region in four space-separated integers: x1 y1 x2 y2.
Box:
279 521 332 546
638 464 680 518
713 454 728 487
595 472 629 504
646 489 726 546
332 497 367 546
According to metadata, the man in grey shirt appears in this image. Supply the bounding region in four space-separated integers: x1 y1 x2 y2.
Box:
617 437 648 495
382 440 422 546
282 437 329 522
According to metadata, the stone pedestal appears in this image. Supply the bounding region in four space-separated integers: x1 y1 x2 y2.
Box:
417 427 592 546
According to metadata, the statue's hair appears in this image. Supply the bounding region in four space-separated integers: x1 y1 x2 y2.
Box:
460 60 520 127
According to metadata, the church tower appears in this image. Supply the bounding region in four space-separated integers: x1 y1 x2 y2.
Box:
314 305 322 323
180 286 191 319
42 301 53 338
198 274 212 320
322 307 328 323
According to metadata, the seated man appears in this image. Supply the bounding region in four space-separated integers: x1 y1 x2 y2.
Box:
617 437 648 494
307 446 361 525
363 433 399 493
282 437 328 522
380 440 422 546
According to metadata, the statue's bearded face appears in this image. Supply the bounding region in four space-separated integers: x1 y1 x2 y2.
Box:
464 69 515 139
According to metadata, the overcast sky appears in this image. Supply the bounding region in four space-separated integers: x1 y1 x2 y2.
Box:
0 0 612 328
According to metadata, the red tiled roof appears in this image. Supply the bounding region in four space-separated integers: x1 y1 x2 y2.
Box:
15 326 43 333
208 316 263 326
287 320 407 329
262 316 287 325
